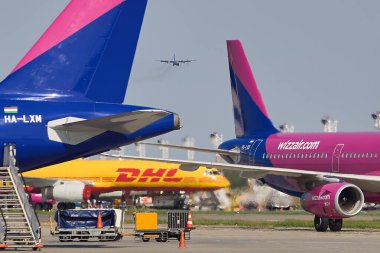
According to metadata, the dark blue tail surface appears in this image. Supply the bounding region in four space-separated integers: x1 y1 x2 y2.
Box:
0 0 147 103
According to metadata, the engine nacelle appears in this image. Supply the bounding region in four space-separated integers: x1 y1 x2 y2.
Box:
42 181 92 202
301 182 364 219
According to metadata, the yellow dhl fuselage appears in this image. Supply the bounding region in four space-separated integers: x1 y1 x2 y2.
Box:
23 159 230 194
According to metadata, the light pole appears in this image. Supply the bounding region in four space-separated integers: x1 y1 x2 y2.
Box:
321 116 338 132
278 123 295 133
210 132 223 162
371 112 380 129
134 142 146 157
182 136 195 160
157 139 169 159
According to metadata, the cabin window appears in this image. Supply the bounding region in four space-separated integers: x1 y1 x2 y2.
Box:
353 153 357 159
317 153 320 158
366 153 369 158
325 153 328 159
375 153 378 158
349 153 352 158
370 153 373 158
341 153 345 158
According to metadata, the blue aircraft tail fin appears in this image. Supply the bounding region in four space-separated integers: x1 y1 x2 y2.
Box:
0 0 147 103
227 40 279 137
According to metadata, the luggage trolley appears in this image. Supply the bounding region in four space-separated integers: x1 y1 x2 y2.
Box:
50 209 124 242
134 210 193 242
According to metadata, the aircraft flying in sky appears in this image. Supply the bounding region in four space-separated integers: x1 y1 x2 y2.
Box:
119 40 380 233
22 159 230 206
0 0 180 172
156 54 196 66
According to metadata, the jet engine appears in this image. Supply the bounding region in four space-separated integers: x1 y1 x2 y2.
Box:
42 181 92 202
301 182 364 219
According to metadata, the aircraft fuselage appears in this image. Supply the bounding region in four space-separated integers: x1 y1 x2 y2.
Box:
0 100 179 172
220 132 380 201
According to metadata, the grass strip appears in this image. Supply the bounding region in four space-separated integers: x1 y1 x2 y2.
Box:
190 219 380 229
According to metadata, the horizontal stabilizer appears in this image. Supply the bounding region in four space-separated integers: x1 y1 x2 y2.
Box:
48 110 171 145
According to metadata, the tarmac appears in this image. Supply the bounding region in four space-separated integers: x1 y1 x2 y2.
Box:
33 225 380 253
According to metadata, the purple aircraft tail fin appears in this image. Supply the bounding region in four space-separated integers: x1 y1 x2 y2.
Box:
0 0 147 103
227 40 278 137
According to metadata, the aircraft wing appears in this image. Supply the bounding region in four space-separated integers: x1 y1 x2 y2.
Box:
101 154 380 193
47 110 171 145
140 142 240 156
156 60 170 63
23 177 94 188
178 60 196 63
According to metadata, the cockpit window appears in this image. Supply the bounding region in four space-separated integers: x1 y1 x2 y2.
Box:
204 170 221 176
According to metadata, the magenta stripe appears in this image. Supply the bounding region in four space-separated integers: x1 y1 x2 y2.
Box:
227 40 270 118
12 0 125 72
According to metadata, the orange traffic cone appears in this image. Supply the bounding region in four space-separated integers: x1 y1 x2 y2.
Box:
33 243 44 251
97 211 103 228
186 211 193 229
178 230 186 249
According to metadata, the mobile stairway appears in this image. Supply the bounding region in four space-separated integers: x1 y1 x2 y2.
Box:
0 145 43 250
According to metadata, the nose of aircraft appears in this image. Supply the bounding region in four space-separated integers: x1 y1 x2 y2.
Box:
219 175 231 188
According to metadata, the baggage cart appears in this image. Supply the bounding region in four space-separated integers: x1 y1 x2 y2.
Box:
134 210 193 242
50 209 124 242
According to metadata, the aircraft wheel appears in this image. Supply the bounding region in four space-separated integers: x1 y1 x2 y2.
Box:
314 216 329 232
57 202 67 210
329 219 343 232
42 203 51 211
34 203 42 211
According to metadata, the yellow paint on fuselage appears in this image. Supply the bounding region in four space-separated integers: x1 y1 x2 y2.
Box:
23 159 230 192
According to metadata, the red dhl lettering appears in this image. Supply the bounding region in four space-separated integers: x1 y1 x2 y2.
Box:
115 168 182 183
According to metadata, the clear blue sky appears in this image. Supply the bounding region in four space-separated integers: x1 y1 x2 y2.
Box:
1 1 380 159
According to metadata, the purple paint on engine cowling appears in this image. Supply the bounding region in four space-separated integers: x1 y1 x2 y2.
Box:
300 182 364 219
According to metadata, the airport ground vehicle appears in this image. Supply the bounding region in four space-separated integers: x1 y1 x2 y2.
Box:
50 209 124 242
134 211 193 242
